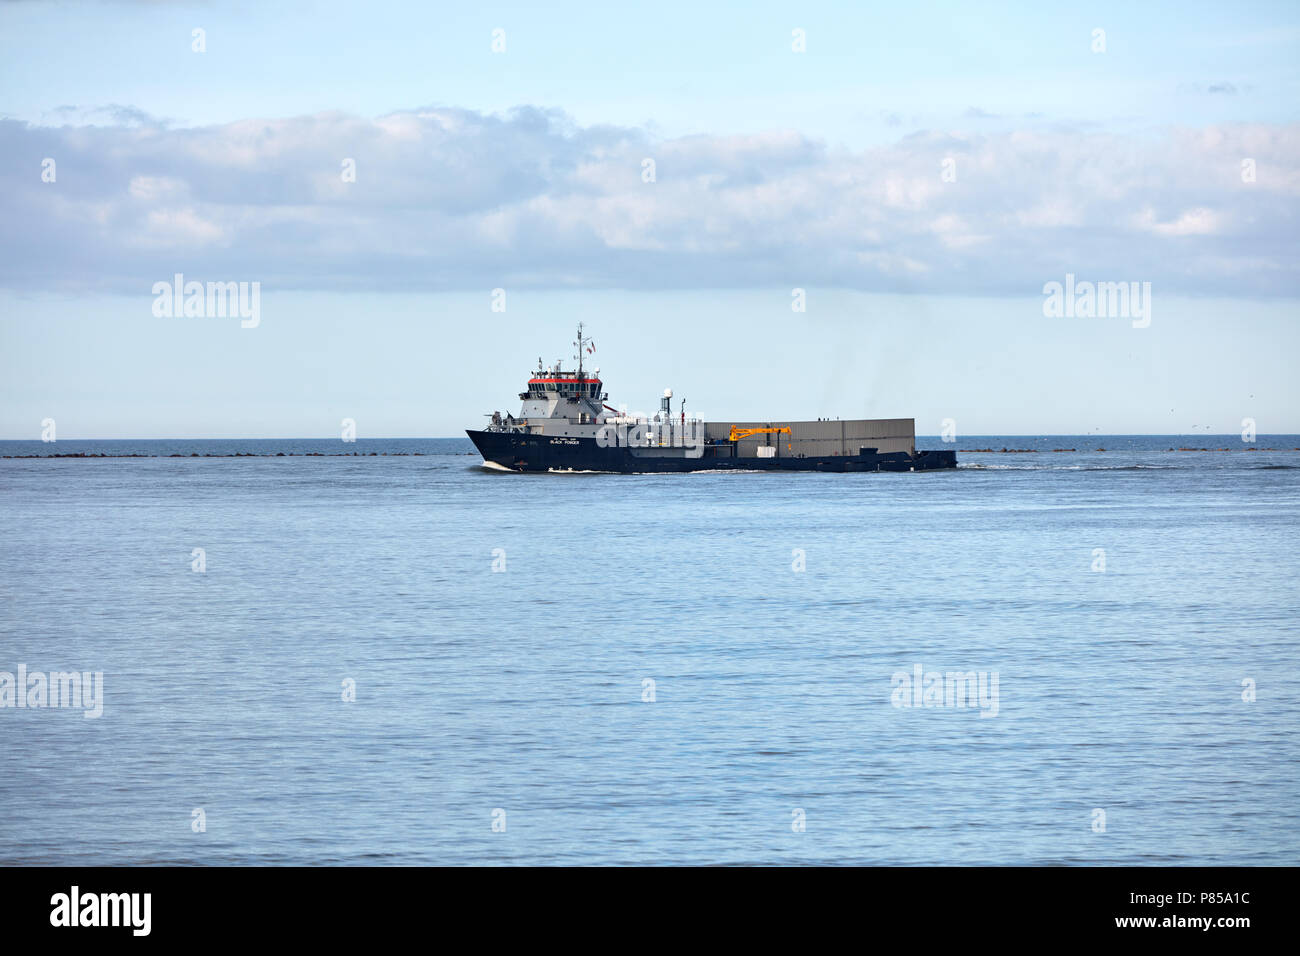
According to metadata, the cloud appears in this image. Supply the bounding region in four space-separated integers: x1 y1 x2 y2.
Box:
1 106 1297 296
1180 81 1252 96
45 103 169 128
1133 206 1220 237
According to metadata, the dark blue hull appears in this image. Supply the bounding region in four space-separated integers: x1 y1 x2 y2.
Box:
466 430 956 473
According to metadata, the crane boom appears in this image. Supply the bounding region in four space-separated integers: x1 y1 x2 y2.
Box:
728 425 793 452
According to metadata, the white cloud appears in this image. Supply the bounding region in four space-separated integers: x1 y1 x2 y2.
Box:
127 175 188 201
142 207 225 246
1 107 1296 296
1134 206 1221 236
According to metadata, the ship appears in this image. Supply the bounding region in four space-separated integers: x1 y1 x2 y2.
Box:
466 325 957 474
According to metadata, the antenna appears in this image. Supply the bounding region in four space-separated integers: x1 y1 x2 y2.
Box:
573 322 595 379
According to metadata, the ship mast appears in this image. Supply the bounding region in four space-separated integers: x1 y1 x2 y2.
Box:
573 322 591 378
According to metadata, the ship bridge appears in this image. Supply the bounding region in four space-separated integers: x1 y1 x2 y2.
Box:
521 374 604 401
486 323 614 436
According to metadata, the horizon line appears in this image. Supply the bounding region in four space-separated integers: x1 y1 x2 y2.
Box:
3 433 1298 442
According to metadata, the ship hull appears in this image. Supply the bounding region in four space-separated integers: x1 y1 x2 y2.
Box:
466 430 957 474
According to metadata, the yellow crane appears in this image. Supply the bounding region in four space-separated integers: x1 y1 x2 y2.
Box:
728 425 792 452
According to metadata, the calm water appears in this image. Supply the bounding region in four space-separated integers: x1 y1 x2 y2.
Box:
2 436 1298 865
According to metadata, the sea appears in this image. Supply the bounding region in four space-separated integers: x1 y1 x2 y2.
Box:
1 435 1297 865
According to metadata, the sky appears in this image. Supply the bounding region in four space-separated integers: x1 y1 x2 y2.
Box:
1 0 1297 437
